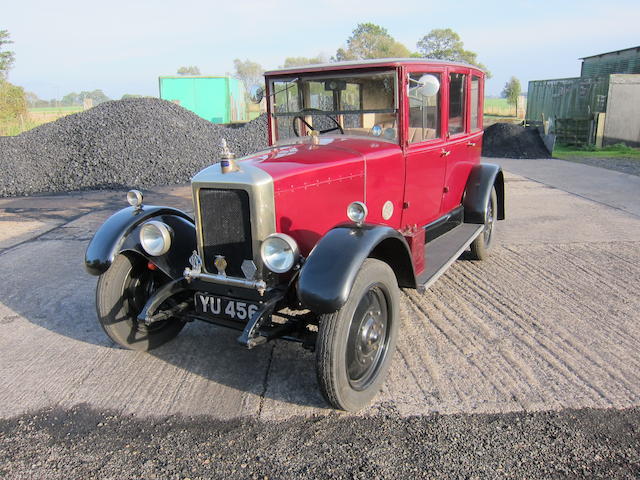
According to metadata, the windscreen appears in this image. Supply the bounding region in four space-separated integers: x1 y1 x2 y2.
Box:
268 70 398 144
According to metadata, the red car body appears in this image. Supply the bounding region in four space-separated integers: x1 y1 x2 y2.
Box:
254 59 485 274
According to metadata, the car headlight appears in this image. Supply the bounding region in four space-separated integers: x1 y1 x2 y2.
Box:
139 221 172 256
260 233 299 273
347 201 368 226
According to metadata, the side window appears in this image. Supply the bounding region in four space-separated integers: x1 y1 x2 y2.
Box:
408 73 441 144
448 73 466 135
470 75 481 131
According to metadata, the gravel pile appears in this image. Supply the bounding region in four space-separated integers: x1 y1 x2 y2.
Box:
483 122 550 159
0 98 269 197
1 405 639 479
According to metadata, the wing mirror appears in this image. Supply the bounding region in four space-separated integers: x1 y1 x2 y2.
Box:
248 85 264 104
409 74 440 97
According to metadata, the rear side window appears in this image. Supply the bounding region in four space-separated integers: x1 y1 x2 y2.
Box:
407 73 441 144
448 73 466 135
470 75 481 131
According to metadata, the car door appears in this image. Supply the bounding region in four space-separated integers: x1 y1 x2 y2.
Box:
401 66 447 229
440 68 482 214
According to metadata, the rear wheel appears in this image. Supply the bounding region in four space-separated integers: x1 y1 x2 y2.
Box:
315 259 400 411
96 253 185 351
469 186 497 261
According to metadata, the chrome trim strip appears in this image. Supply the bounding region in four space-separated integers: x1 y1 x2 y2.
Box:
191 161 276 279
183 267 267 294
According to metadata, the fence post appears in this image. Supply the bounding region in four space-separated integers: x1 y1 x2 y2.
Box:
594 113 605 148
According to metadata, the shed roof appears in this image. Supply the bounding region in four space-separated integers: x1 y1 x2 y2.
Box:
580 46 640 60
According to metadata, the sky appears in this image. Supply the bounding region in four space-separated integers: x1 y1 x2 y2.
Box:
4 0 639 100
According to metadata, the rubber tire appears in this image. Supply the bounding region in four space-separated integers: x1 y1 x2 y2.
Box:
315 258 400 411
469 187 497 261
96 253 185 351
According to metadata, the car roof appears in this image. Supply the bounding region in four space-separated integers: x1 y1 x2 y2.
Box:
265 58 483 76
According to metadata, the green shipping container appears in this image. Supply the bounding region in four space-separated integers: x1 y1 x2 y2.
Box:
158 76 248 124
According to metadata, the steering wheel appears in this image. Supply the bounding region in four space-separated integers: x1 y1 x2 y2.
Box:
292 108 344 137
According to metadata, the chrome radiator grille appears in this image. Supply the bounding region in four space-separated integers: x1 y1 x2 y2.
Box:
198 188 252 278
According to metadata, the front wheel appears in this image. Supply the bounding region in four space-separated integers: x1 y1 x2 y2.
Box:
315 259 400 411
96 253 185 351
469 186 497 261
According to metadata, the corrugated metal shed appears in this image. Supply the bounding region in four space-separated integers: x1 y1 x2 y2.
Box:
526 76 609 123
580 46 640 77
158 76 247 124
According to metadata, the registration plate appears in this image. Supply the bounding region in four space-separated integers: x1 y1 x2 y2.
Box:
194 293 260 322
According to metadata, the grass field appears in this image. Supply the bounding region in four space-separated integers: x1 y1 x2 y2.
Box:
554 143 640 160
484 98 510 109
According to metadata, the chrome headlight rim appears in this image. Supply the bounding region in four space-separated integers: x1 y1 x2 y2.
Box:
347 201 368 226
260 233 299 274
139 220 172 257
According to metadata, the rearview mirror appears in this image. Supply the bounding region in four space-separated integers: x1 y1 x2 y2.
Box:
249 85 264 104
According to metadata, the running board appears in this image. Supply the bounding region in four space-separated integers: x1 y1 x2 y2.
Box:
416 223 484 292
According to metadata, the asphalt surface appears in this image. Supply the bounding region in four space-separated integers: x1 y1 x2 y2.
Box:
1 158 639 477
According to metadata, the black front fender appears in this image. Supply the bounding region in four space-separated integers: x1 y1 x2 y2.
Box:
463 163 505 223
85 205 195 279
297 225 414 314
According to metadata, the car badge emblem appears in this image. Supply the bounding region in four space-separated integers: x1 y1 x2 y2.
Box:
214 255 228 276
241 260 258 280
188 250 202 274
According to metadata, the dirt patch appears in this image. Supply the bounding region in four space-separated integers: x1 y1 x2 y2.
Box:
483 123 550 159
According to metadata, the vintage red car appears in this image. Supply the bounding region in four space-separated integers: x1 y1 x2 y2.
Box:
85 59 505 411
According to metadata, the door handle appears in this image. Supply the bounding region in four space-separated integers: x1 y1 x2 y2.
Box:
467 141 476 147
440 148 451 157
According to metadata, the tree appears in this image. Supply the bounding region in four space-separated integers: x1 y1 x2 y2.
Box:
502 76 522 116
282 54 327 68
0 30 16 79
416 28 491 77
25 91 39 108
0 80 26 123
177 66 201 75
61 92 79 106
334 23 411 61
233 58 264 92
80 89 110 105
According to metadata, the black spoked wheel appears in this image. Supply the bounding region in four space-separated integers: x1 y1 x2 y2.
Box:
346 285 389 391
96 253 185 351
316 259 399 411
469 186 497 261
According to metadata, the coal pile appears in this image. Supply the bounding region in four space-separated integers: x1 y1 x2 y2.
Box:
482 123 550 159
0 98 269 197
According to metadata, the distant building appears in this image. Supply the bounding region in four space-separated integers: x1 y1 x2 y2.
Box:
159 76 248 124
580 46 640 77
526 46 640 147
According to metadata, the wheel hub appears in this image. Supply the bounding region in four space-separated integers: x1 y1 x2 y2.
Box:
359 313 383 355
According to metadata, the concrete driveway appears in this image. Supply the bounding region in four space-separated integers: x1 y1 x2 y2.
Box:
1 159 639 421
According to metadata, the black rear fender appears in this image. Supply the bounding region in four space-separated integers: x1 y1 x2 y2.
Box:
463 163 505 223
297 225 415 314
85 205 196 279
